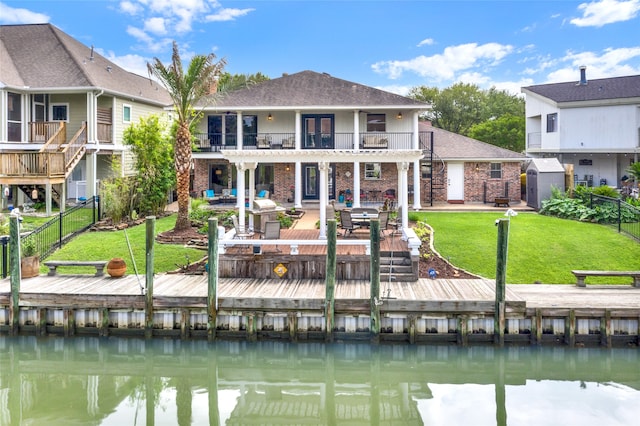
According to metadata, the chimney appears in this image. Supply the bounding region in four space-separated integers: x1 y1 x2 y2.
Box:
579 65 587 85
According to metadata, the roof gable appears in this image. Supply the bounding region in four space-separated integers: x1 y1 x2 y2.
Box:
0 24 170 105
522 74 640 103
205 70 430 109
419 122 524 160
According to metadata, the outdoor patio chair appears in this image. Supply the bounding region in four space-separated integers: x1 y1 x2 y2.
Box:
339 210 361 237
262 220 281 252
231 215 254 240
377 210 389 239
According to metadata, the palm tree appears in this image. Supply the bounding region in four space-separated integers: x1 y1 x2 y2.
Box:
147 41 226 231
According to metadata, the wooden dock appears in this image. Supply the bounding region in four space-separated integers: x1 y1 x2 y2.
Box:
2 274 639 347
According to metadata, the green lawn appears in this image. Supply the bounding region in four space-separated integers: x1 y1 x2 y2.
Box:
42 215 206 275
412 212 640 284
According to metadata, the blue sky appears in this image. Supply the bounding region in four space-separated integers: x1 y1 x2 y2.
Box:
2 0 639 95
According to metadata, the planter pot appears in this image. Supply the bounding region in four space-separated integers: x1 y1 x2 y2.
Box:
107 258 127 278
21 256 40 278
345 202 353 208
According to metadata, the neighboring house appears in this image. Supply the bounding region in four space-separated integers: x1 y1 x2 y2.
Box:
521 67 640 189
0 24 170 215
418 122 525 205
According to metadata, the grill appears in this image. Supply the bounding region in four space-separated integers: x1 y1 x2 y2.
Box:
250 199 284 232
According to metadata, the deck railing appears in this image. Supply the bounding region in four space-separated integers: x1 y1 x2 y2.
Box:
29 122 63 143
0 151 66 178
193 132 421 152
589 194 640 241
97 123 112 143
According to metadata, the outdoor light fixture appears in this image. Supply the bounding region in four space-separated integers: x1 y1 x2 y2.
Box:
285 165 290 172
475 163 480 172
396 112 403 120
267 113 273 121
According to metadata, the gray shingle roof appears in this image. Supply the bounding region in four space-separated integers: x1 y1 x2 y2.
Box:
204 70 430 109
419 122 524 161
0 24 170 105
522 74 640 103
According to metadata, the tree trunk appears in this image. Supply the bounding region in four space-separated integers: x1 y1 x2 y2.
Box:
174 122 192 231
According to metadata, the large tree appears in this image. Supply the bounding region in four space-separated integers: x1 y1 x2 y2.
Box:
408 83 525 146
148 42 226 231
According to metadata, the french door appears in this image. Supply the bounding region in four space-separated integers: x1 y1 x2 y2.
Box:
302 163 335 200
302 114 334 149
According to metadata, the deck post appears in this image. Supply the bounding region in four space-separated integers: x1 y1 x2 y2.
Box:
9 216 21 336
494 218 509 347
145 216 155 339
207 218 220 341
370 220 381 343
325 220 337 342
601 309 612 348
566 309 576 347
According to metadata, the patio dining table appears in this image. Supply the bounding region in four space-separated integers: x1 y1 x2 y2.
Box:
351 211 379 228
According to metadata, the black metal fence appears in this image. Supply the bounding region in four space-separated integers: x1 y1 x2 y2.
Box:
589 194 640 241
1 196 100 278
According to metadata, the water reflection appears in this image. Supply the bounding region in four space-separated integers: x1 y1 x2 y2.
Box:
0 336 638 425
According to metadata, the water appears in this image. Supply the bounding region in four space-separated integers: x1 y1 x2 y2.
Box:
1 336 639 426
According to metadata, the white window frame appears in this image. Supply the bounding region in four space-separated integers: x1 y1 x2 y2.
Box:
364 162 381 180
490 163 502 179
50 103 69 122
366 113 386 132
123 104 132 123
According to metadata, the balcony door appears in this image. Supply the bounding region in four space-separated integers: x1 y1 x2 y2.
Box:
302 114 334 149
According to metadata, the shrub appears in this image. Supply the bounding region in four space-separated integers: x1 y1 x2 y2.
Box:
21 237 38 258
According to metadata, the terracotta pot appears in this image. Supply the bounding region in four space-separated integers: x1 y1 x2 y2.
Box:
107 258 127 278
21 256 40 278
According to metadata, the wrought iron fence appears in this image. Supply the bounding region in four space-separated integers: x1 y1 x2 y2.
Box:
589 194 640 241
1 196 100 278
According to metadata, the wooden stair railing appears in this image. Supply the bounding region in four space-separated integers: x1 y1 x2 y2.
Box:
62 122 88 178
39 122 66 153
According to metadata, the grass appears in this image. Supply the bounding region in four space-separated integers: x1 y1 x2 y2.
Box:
413 212 640 284
42 215 206 275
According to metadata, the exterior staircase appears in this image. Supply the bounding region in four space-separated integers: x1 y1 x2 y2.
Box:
380 251 417 282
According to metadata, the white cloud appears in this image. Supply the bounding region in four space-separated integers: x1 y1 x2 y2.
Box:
144 17 167 35
119 0 143 16
0 2 50 24
375 84 414 96
126 25 172 53
570 0 640 27
205 7 255 22
417 38 435 47
372 42 513 83
100 50 152 77
544 46 640 82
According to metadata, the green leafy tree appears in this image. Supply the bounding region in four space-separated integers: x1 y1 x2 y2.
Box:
467 114 525 153
409 83 525 149
147 42 227 231
124 115 175 216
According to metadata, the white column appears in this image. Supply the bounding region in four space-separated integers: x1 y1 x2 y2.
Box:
248 163 256 230
86 151 97 198
59 183 66 213
45 182 52 216
21 93 28 142
353 110 360 151
397 162 410 236
236 162 247 229
353 162 361 208
318 161 329 239
413 160 422 210
294 111 303 208
236 111 243 149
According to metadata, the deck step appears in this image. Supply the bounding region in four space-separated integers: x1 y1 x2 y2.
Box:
380 265 414 274
380 272 417 282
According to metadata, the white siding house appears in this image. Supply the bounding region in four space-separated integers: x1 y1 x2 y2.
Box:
522 67 640 188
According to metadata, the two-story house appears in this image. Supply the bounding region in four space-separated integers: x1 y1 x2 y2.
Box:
522 67 640 189
0 24 170 215
192 71 525 237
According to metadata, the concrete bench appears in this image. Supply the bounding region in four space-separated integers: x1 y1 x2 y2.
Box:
494 197 510 207
44 260 108 277
571 270 640 287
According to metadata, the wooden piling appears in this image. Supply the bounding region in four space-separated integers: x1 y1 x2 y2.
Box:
145 216 155 339
601 309 611 348
325 220 337 342
9 216 20 335
207 218 219 342
567 310 576 347
494 218 509 347
370 220 380 343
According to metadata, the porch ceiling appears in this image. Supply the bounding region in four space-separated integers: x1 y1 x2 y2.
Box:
220 149 424 163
